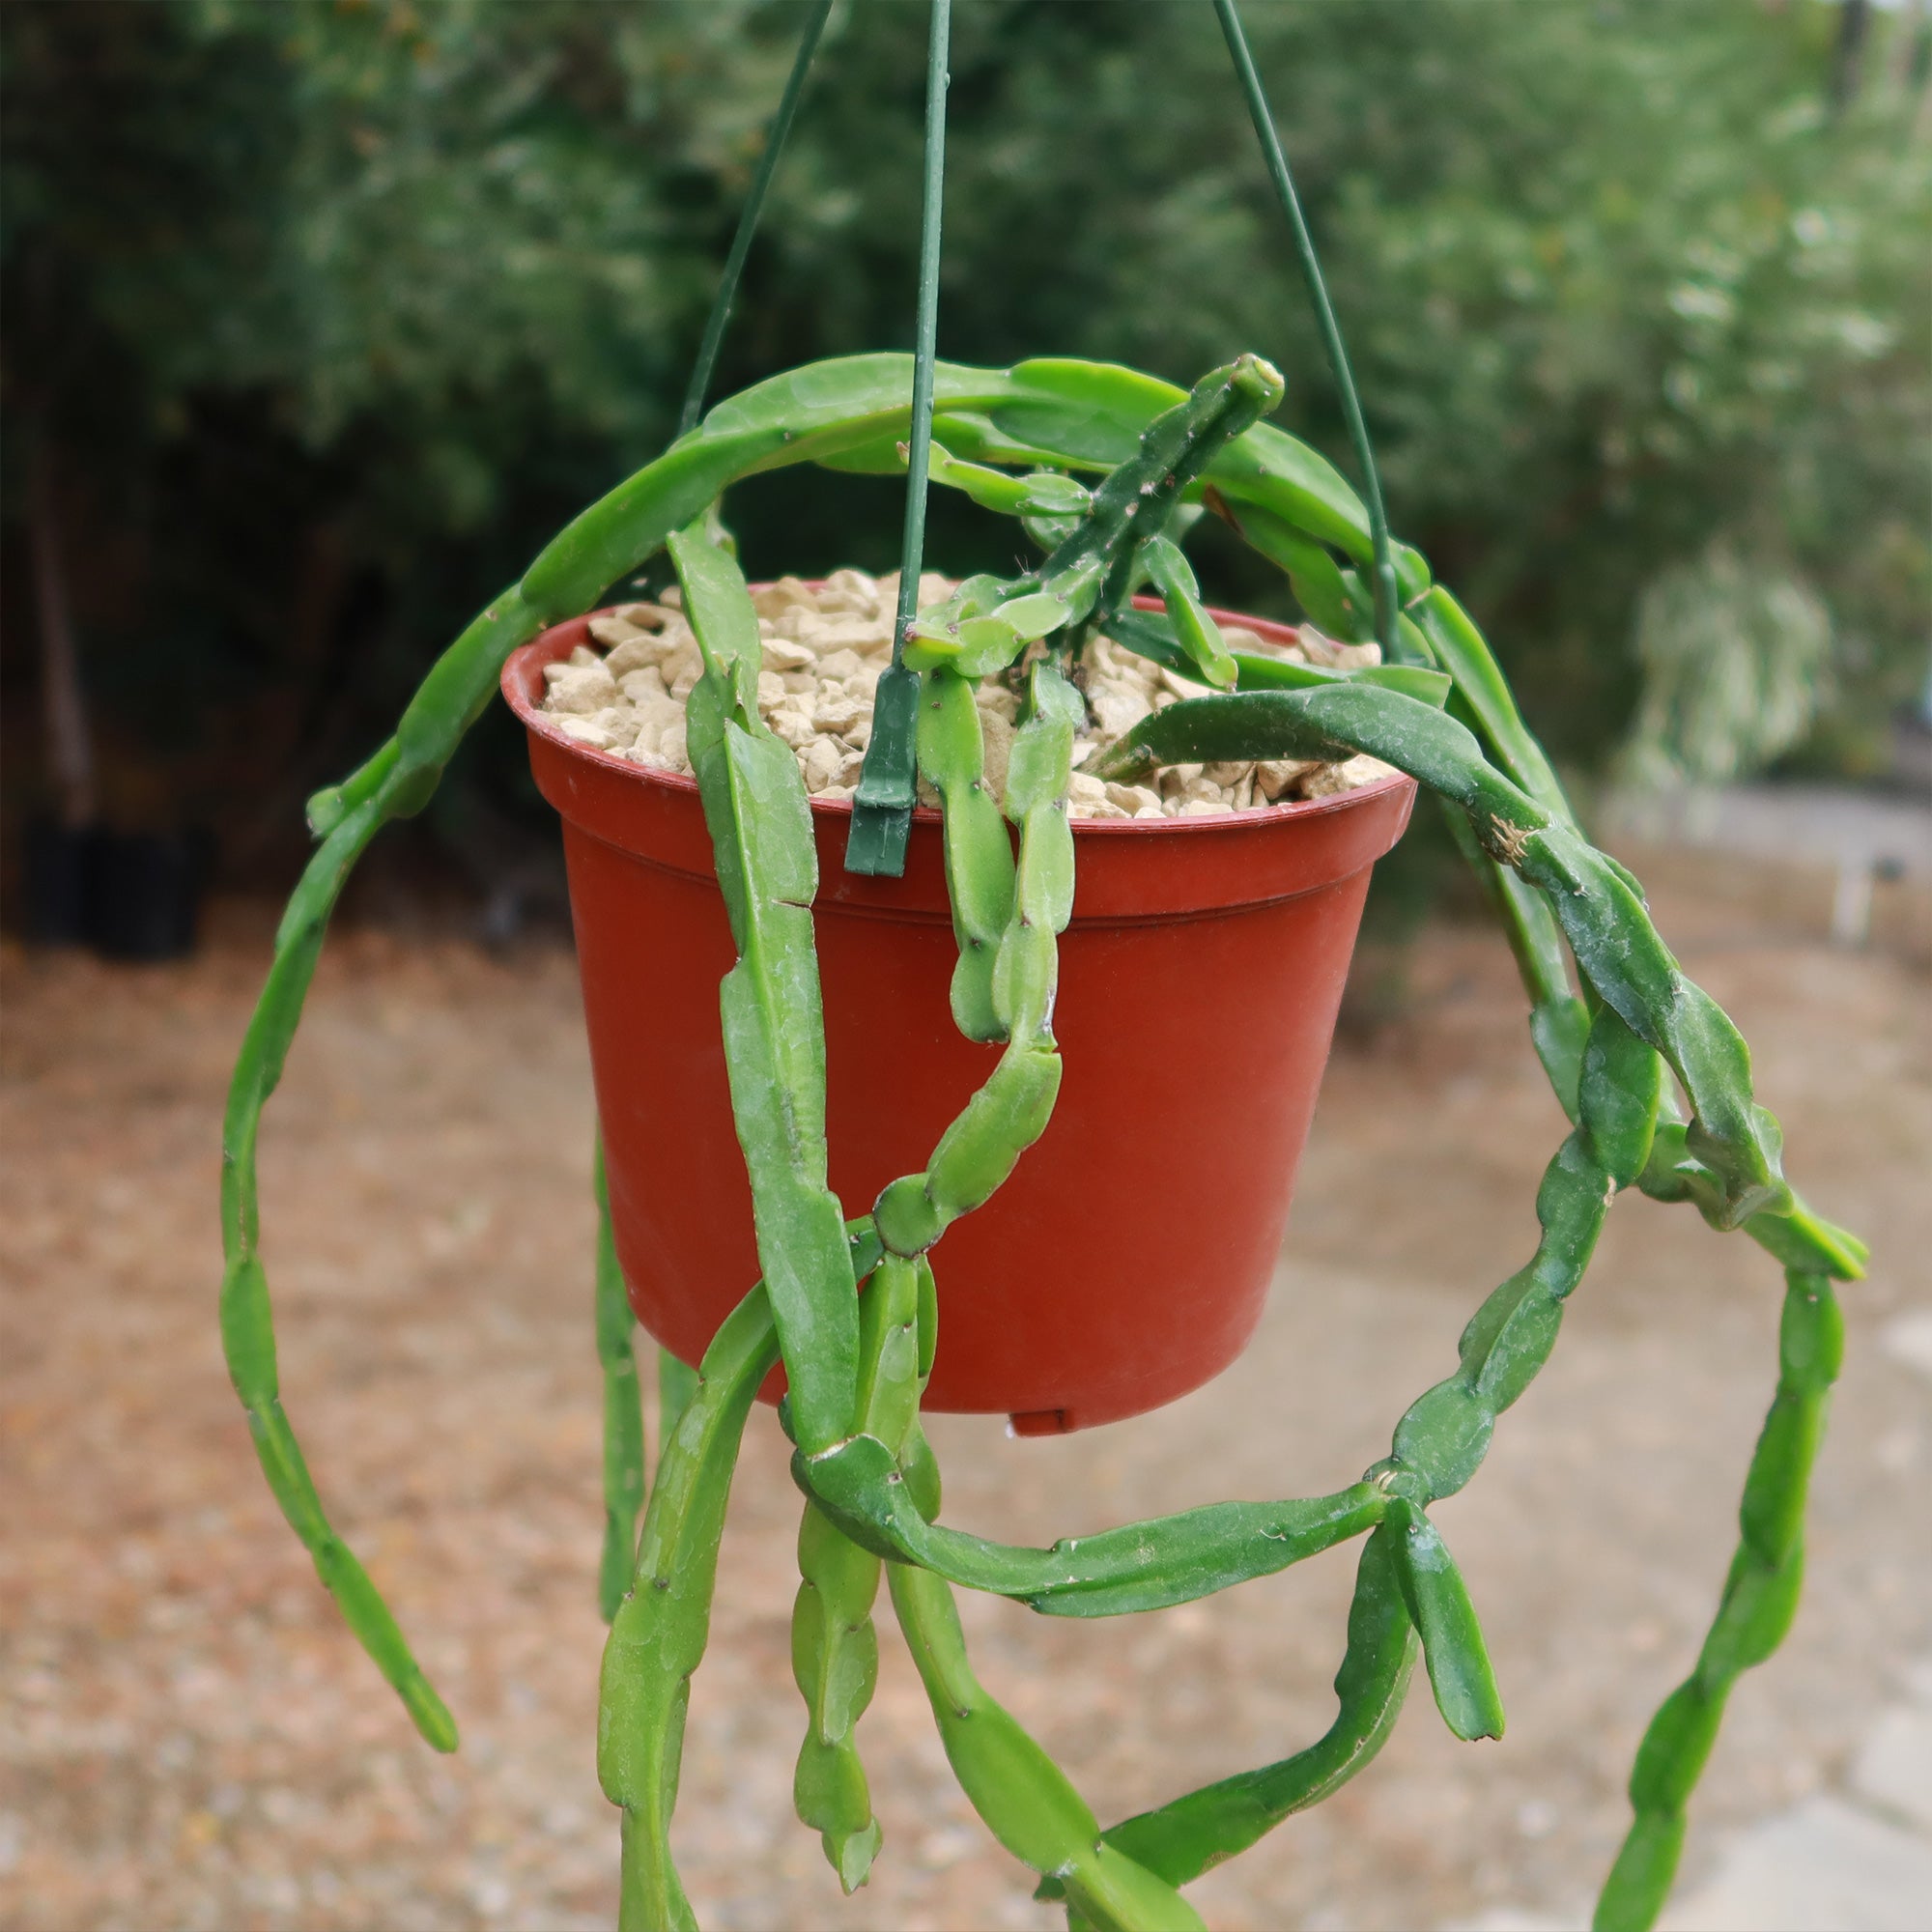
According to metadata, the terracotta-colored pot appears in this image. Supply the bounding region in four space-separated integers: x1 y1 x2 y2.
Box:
505 599 1414 1433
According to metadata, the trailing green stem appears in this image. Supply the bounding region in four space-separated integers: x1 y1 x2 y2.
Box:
595 1138 647 1624
1593 1271 1844 1932
888 1434 1205 1932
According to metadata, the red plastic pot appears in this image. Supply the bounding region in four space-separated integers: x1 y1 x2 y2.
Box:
505 599 1414 1433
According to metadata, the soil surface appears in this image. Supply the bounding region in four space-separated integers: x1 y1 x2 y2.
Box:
3 849 1927 1932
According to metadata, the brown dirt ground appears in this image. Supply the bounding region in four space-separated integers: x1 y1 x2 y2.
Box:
2 848 1928 1932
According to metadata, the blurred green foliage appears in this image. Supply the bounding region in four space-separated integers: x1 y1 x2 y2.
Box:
3 0 1926 853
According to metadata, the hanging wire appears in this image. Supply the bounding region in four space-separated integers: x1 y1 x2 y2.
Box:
676 0 838 438
844 0 952 877
1212 0 1406 663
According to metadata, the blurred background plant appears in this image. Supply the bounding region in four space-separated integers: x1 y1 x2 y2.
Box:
3 0 1926 915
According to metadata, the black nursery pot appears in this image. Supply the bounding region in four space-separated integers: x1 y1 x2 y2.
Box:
21 821 213 959
87 828 213 961
22 819 94 946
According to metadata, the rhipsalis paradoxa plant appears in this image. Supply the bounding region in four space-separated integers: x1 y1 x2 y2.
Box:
219 348 1865 1932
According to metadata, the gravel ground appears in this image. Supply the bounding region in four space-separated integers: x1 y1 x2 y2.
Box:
2 850 1927 1932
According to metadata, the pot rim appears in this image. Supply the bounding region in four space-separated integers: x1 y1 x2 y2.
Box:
500 586 1415 835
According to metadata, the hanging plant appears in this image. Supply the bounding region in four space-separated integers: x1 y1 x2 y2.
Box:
216 7 1864 1930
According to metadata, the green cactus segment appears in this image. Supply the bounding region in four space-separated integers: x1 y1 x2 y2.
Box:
1594 1271 1843 1932
792 1503 885 1892
1139 536 1236 689
599 1224 880 1932
594 1139 647 1625
904 579 1073 679
1211 497 1365 639
1413 587 1571 823
916 667 1017 1042
1638 1121 1867 1281
888 1435 1204 1932
1104 605 1449 707
790 1253 927 1892
657 1349 700 1471
800 1431 1387 1615
890 1565 1206 1932
871 661 1079 1260
1068 1527 1417 1890
601 1287 782 1932
1383 1498 1505 1743
669 527 860 1456
1043 355 1285 652
990 356 1413 590
222 582 546 1750
902 356 1286 684
920 439 1094 519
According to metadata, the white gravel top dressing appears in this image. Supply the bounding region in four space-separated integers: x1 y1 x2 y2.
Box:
540 566 1397 818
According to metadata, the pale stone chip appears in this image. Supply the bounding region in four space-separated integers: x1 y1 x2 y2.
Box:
874 569 953 616
1255 757 1323 801
1159 664 1213 701
817 567 882 615
818 783 856 801
809 613 888 657
606 635 668 678
757 671 787 709
838 748 867 786
657 721 687 770
802 737 845 793
663 646 702 700
592 706 643 749
1066 774 1111 816
978 711 1014 801
812 694 867 736
554 714 617 750
614 601 670 630
1089 685 1151 741
1302 753 1399 797
630 698 684 753
751 576 815 618
587 613 647 650
1202 761 1254 788
545 663 618 714
619 666 668 704
768 706 816 751
568 643 600 668
975 685 1020 724
813 647 866 682
1296 628 1381 670
1105 782 1161 815
1179 798 1225 817
759 637 816 672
